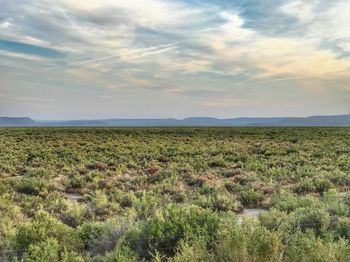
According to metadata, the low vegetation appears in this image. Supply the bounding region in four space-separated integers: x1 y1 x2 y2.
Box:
0 127 350 261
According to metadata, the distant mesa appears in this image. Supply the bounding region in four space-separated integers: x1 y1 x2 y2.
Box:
0 117 35 126
1 115 350 127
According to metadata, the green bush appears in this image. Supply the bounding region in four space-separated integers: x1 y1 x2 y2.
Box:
194 192 241 212
14 211 80 252
120 193 137 208
60 203 91 228
77 222 109 251
91 244 138 262
21 238 60 262
270 192 322 212
66 174 85 190
259 209 289 231
294 178 317 194
314 177 334 194
241 189 263 207
216 220 283 262
335 217 350 241
290 208 330 236
169 238 215 262
88 222 130 256
21 238 84 262
87 190 118 218
284 231 350 262
130 204 221 259
14 177 51 196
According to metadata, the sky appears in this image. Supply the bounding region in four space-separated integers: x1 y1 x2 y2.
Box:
0 0 350 120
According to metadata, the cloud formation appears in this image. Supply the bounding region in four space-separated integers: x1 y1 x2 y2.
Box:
0 0 349 119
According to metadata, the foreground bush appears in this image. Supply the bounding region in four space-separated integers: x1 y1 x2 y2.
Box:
284 231 350 262
14 211 81 252
129 204 221 259
21 239 84 262
216 220 283 262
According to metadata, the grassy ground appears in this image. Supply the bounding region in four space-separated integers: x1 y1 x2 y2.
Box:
1 127 350 261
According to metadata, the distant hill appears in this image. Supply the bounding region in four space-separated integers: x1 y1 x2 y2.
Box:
1 115 350 127
0 117 35 126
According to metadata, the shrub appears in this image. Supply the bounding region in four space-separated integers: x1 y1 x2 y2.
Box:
77 222 109 251
208 158 227 168
60 202 91 228
335 217 350 241
194 192 241 212
241 189 263 207
21 238 84 262
221 169 243 178
87 190 118 217
14 211 80 252
313 177 334 194
91 244 138 262
169 238 215 262
14 177 51 195
284 231 350 262
290 208 330 236
130 204 221 259
216 220 283 262
120 193 137 208
88 223 130 256
259 209 288 231
211 193 241 212
66 174 85 190
270 192 322 212
21 238 60 262
0 201 23 252
294 178 316 194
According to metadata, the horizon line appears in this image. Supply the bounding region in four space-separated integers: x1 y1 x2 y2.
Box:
2 113 350 122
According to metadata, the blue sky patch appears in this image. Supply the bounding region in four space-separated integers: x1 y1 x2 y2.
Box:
0 39 65 58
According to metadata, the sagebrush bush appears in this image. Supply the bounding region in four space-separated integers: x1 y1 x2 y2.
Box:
21 238 84 262
14 211 81 252
290 208 330 236
241 189 263 207
335 218 350 241
216 220 283 262
14 177 51 196
169 238 215 262
130 204 221 259
284 231 350 262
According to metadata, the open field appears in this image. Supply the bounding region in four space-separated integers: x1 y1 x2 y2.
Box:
1 127 350 261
